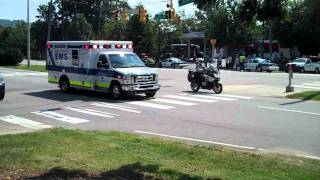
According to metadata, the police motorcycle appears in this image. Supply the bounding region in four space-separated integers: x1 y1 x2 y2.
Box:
187 58 223 94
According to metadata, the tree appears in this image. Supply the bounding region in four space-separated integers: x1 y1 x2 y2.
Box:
68 13 93 40
0 22 26 65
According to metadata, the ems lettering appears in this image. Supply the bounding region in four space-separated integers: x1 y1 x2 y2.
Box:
55 53 68 60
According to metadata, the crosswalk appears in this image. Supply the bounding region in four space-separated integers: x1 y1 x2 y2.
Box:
293 82 320 90
0 93 254 133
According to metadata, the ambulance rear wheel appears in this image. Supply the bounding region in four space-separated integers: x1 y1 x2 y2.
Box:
59 77 71 93
110 83 122 99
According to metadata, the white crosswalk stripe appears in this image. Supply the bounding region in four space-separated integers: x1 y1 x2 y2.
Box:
1 72 47 77
127 101 175 110
91 103 141 113
32 111 89 124
293 85 320 90
163 95 217 103
152 98 197 106
65 107 115 118
215 94 253 99
0 115 52 130
187 94 237 101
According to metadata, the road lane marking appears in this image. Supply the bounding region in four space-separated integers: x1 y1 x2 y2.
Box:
0 115 52 130
65 107 114 118
216 94 254 99
258 106 320 116
91 103 141 113
32 111 89 124
187 94 237 101
293 85 320 90
135 130 320 161
163 95 217 103
135 130 262 150
127 101 175 110
152 98 197 106
302 83 320 87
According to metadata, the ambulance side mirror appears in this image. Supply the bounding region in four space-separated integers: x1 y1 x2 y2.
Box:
97 61 103 68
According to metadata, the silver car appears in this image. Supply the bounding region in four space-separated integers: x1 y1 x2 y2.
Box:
0 73 5 100
160 58 188 69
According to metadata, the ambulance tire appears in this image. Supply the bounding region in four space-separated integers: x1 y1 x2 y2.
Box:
110 83 123 99
59 77 71 93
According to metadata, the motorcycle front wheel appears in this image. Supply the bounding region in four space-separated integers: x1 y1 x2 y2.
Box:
213 82 223 94
190 81 200 92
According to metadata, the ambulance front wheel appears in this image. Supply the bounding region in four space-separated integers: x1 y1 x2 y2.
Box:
110 83 122 99
59 77 71 93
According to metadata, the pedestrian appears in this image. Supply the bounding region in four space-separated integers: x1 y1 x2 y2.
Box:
239 54 246 72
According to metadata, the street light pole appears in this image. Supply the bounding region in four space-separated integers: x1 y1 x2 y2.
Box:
27 0 31 69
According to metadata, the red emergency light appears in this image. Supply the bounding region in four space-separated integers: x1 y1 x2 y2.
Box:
103 44 112 49
115 44 123 49
47 44 53 49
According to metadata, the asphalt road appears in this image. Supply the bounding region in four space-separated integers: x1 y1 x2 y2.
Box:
0 67 319 159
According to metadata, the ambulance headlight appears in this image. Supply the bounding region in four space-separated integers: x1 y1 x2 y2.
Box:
153 74 158 81
123 75 132 84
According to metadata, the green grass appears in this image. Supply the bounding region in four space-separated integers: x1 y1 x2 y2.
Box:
287 91 320 101
1 65 47 72
0 129 319 179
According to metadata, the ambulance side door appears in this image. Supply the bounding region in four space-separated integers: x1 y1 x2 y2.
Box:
96 54 110 89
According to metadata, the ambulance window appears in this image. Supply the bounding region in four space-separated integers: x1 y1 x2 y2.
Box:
98 55 109 69
72 50 79 66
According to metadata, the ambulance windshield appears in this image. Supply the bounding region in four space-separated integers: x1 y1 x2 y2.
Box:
109 53 145 68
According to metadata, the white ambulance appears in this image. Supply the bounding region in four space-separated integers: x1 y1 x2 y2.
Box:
47 40 160 98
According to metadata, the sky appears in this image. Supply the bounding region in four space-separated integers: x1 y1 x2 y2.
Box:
0 0 197 22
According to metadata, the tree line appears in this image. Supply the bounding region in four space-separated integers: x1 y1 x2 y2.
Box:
0 0 319 65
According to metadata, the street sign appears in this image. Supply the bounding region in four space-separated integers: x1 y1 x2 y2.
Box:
210 39 216 46
178 0 194 6
155 14 166 20
183 32 205 39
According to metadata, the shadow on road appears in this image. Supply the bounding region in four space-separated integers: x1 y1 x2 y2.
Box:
280 91 320 105
25 162 220 180
24 89 153 103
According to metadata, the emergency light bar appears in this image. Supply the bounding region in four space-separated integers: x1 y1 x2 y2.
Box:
47 43 133 50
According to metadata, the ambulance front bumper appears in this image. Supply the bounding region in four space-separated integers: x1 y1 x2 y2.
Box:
121 83 160 93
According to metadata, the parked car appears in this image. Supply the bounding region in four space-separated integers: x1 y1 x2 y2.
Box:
286 58 320 73
160 58 188 68
0 73 5 100
245 58 279 72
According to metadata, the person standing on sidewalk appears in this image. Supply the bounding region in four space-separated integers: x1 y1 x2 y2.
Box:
239 54 246 72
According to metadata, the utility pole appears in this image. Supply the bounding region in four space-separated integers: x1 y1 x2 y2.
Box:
27 0 31 69
46 0 53 70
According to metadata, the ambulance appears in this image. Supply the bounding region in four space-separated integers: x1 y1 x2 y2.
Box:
47 41 160 99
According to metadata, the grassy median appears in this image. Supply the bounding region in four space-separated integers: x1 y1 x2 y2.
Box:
0 129 319 179
287 91 320 102
1 65 47 72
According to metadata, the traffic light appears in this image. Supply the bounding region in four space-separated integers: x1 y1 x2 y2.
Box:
165 9 172 20
112 10 120 21
176 15 181 23
139 7 148 24
165 5 175 21
121 8 129 22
